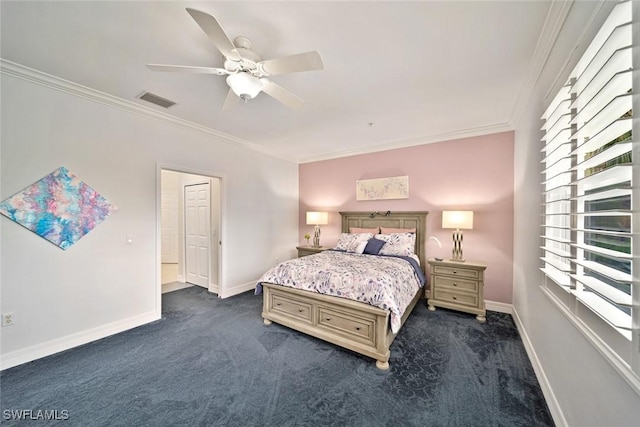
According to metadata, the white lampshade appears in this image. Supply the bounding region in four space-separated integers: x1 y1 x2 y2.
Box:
226 72 264 100
442 211 474 230
306 211 328 225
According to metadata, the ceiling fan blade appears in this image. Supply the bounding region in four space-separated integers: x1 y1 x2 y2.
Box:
261 80 305 110
221 88 241 110
186 8 241 61
146 64 228 75
259 51 324 75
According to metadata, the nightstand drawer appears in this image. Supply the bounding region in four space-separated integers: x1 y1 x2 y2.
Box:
432 265 479 279
433 288 478 307
433 276 478 292
296 246 328 258
297 249 318 257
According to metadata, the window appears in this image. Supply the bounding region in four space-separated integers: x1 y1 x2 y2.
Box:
541 0 638 385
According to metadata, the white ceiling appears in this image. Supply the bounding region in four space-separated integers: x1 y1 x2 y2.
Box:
0 1 552 163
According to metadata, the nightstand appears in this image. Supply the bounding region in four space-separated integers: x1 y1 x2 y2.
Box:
427 258 487 322
296 246 329 258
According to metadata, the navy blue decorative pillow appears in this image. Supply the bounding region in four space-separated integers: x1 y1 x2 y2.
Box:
363 237 386 255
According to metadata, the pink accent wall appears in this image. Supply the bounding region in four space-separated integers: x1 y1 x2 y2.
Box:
299 131 514 304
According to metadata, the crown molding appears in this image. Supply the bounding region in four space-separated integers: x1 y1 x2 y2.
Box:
0 59 281 157
509 0 574 128
297 122 513 164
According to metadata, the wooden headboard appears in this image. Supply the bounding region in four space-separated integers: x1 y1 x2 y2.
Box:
340 211 428 268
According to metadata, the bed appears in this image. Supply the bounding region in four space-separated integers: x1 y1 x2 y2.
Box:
257 211 427 369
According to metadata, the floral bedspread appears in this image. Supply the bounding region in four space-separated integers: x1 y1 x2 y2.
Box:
256 250 423 333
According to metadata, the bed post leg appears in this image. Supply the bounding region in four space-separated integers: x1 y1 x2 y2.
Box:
263 318 272 325
376 360 389 370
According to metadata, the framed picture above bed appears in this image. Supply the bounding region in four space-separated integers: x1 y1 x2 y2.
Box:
355 176 409 201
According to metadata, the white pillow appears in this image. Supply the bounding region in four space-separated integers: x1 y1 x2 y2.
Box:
346 240 369 254
333 233 373 251
375 232 416 257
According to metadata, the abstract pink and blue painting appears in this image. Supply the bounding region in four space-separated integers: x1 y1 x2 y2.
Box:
0 167 117 250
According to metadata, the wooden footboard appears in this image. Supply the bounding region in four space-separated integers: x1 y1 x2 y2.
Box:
261 282 422 369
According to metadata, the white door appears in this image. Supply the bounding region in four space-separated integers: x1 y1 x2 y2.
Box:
185 183 210 288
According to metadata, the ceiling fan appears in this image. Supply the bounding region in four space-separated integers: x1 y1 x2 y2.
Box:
146 8 324 110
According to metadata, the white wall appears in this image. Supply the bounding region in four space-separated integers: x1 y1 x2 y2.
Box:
160 170 180 264
514 1 640 425
0 69 298 368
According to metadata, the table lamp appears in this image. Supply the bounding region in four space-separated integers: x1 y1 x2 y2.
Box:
442 210 473 262
306 211 328 248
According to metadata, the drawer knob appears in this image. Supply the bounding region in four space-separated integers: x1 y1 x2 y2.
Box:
355 327 361 331
453 271 457 274
452 296 457 300
276 303 282 306
326 317 331 321
453 282 457 286
298 309 304 313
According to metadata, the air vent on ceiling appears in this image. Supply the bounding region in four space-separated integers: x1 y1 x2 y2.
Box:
137 91 176 109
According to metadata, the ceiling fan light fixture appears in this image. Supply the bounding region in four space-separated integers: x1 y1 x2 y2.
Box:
226 72 264 101
149 9 324 109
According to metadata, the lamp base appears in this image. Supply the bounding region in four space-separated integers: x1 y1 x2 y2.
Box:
312 224 321 248
451 229 465 262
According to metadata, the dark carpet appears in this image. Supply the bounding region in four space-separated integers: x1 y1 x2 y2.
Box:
1 287 553 426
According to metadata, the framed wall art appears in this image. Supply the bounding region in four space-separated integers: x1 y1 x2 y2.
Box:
0 167 117 250
356 175 409 201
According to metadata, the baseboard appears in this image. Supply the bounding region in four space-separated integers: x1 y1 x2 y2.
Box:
511 307 567 427
208 283 219 295
219 280 257 299
485 300 512 314
0 310 159 371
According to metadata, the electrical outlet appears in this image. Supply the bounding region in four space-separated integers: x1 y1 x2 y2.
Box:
2 313 15 327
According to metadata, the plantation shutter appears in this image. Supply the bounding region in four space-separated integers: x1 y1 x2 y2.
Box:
541 0 633 336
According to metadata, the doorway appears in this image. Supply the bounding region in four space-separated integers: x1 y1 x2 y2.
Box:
160 169 221 295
